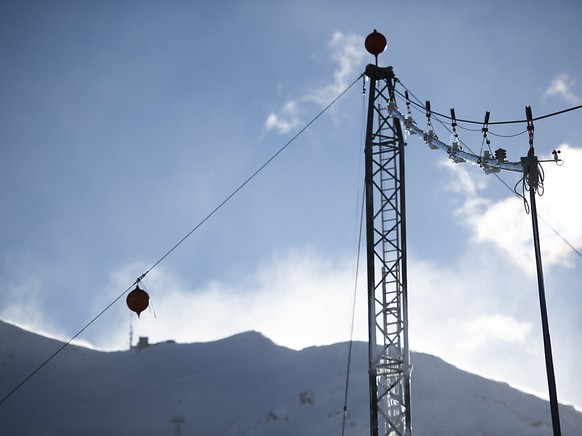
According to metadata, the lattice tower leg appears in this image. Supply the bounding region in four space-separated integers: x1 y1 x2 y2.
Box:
364 64 412 436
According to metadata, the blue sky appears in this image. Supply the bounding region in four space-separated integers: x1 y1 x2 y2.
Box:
1 0 582 411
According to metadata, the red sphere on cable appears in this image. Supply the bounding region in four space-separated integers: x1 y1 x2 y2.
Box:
126 285 149 317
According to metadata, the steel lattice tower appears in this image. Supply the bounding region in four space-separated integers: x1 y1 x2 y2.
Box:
364 63 412 436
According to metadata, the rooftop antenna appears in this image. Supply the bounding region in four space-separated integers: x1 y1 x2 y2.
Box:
171 416 185 436
129 314 134 350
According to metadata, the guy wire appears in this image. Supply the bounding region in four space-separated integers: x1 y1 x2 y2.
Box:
0 74 364 407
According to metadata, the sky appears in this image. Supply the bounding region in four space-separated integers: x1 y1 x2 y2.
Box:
1 0 581 412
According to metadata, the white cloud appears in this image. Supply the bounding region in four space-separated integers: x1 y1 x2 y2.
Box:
1 275 47 332
544 74 581 105
457 314 532 351
420 148 582 407
264 32 365 134
440 146 582 274
95 247 367 351
304 32 366 106
100 242 555 404
406 248 563 405
440 159 489 197
7 239 580 408
477 146 582 273
5 151 579 405
264 100 302 134
407 249 531 352
439 160 491 229
0 273 94 349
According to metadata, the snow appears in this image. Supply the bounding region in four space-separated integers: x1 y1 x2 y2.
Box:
0 319 581 435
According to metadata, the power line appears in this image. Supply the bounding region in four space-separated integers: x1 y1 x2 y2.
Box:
426 99 582 264
138 73 363 282
397 88 527 139
491 171 582 261
0 282 134 406
341 184 365 436
342 89 368 434
0 74 364 407
396 81 582 125
488 129 528 138
432 103 582 125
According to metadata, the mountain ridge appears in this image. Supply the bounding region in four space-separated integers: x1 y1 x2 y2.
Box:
1 319 581 435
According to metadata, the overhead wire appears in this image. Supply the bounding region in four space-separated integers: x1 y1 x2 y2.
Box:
456 123 527 138
0 73 365 407
341 183 365 436
398 81 582 125
341 79 368 435
0 282 135 406
489 129 528 138
430 103 582 125
394 82 582 263
396 81 582 128
138 73 364 284
3 70 579 408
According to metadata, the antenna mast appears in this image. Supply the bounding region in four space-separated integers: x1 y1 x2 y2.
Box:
363 30 412 436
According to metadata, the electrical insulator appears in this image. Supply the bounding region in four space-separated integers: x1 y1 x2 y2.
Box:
495 148 507 163
448 135 465 163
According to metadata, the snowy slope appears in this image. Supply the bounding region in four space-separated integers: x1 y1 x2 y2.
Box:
0 319 581 436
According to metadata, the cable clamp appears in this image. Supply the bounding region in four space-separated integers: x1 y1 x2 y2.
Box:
424 129 439 149
525 105 535 150
450 108 458 135
425 100 432 127
478 110 492 159
448 139 465 163
482 111 491 145
446 107 464 162
404 91 416 135
424 100 438 149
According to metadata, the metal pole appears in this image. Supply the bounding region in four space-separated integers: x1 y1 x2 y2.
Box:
525 152 562 436
528 188 562 435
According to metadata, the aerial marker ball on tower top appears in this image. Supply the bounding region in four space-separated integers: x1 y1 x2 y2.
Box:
365 29 387 65
126 284 149 318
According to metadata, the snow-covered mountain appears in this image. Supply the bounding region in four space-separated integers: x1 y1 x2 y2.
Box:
0 319 580 435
